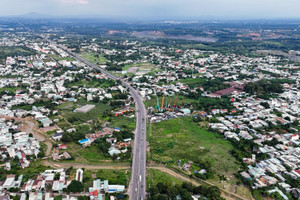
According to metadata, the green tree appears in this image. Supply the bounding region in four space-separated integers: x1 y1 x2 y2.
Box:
66 180 84 193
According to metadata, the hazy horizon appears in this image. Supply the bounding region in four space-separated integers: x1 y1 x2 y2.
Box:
1 0 300 20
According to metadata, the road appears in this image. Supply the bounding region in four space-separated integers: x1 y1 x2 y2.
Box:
42 36 147 200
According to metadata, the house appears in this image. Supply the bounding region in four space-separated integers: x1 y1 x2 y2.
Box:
52 133 63 141
2 174 15 189
76 169 83 182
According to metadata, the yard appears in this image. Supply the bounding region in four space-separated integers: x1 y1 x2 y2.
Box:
58 142 111 163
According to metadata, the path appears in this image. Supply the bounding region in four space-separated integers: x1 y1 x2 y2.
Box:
42 159 130 170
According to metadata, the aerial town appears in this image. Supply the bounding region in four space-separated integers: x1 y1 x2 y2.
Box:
0 13 299 200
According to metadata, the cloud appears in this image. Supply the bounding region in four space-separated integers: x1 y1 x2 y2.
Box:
57 0 88 5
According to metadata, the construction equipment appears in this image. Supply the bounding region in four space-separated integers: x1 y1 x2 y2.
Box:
165 96 168 110
173 93 179 108
180 99 185 108
156 95 161 112
168 99 172 108
161 93 165 110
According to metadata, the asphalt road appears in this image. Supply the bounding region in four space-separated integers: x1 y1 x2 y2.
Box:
43 37 147 200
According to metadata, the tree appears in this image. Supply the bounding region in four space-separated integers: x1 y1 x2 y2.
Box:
157 182 168 194
167 186 179 200
66 180 84 193
37 151 45 158
54 196 63 200
182 182 194 192
157 194 168 200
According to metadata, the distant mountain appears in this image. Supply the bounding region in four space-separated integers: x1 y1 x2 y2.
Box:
12 12 55 19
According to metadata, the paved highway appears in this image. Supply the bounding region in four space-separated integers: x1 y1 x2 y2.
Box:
43 37 147 200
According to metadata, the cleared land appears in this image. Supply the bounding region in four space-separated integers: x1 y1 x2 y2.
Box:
59 143 111 163
80 52 107 64
145 95 197 108
56 99 111 125
148 117 252 199
122 63 156 74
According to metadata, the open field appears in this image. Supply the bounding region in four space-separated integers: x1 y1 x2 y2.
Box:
109 115 136 130
0 46 36 59
179 77 206 88
147 169 183 188
57 99 112 125
148 117 240 175
145 95 197 108
80 52 107 64
96 169 130 187
59 143 111 163
122 62 156 74
64 78 115 89
148 117 253 199
50 54 75 61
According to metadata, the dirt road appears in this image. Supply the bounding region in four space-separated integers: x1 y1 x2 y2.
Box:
42 159 131 170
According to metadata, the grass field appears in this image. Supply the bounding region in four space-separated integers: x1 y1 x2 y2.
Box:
122 63 156 74
96 169 129 187
148 117 253 199
50 54 75 61
71 169 130 191
109 116 136 130
80 52 107 64
147 169 183 188
60 143 111 163
57 99 112 125
179 77 206 88
0 46 36 59
64 78 115 89
148 117 240 178
144 95 197 108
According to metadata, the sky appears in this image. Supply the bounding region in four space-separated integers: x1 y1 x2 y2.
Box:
1 0 300 20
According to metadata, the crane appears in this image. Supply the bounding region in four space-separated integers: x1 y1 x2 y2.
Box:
165 96 168 110
180 99 185 108
173 93 179 108
161 93 165 111
156 95 161 111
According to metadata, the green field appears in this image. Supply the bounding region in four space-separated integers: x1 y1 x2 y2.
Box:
64 78 115 89
71 169 129 191
59 143 111 163
50 54 75 61
145 95 197 108
147 169 183 188
122 63 156 73
109 116 136 130
0 46 36 59
80 52 107 64
148 117 240 177
179 77 206 88
96 169 129 187
148 117 253 199
57 99 112 125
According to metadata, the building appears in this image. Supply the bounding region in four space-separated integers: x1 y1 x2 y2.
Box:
75 104 95 113
75 169 83 182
